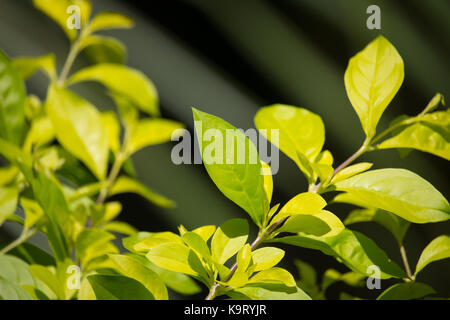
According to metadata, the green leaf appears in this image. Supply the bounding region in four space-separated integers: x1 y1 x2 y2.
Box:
276 210 345 238
89 12 134 32
88 274 154 300
193 108 268 226
254 104 325 179
24 116 55 152
335 168 450 223
272 229 406 279
250 247 285 272
0 49 26 145
321 269 365 292
127 253 202 296
344 36 404 137
32 0 91 41
7 242 55 266
109 254 168 300
415 235 450 276
211 218 249 264
182 232 211 261
344 208 410 244
12 54 56 81
0 278 33 300
146 242 207 279
378 122 450 160
421 93 445 115
249 268 296 287
103 221 137 235
261 161 273 204
0 187 18 226
76 229 117 267
192 225 216 242
81 35 126 65
109 176 175 208
236 244 252 272
330 162 373 184
377 282 435 300
229 283 311 300
128 118 184 154
271 192 327 222
68 64 159 116
0 166 18 187
100 111 120 153
0 254 38 287
46 85 109 180
29 264 61 299
293 259 322 299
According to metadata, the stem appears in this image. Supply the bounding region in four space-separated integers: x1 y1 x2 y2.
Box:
0 229 36 254
96 152 126 205
399 244 414 280
57 40 81 87
205 217 287 300
310 138 371 193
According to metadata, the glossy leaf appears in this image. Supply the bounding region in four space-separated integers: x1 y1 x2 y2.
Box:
68 64 159 116
211 218 249 264
415 235 450 276
76 229 117 267
88 274 154 300
0 187 18 226
335 169 450 223
109 176 175 208
12 54 56 80
89 12 134 32
271 192 327 222
182 231 211 261
81 35 126 65
345 208 410 244
0 50 26 145
46 85 109 180
109 254 168 300
193 109 267 226
377 282 435 300
330 162 373 184
250 247 285 272
236 244 252 272
272 229 406 279
128 118 184 154
100 111 120 153
344 36 404 137
230 283 311 300
192 225 216 242
378 122 450 161
249 268 296 287
254 104 324 178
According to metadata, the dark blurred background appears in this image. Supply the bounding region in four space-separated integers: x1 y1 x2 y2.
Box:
0 0 449 299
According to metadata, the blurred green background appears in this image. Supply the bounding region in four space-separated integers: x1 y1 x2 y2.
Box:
0 0 449 298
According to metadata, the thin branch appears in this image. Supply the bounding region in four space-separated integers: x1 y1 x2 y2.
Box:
0 229 37 254
399 244 414 280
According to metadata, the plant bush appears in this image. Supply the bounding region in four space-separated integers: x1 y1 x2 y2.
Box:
0 0 448 300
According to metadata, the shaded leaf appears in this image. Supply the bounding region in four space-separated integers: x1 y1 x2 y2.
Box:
88 274 154 300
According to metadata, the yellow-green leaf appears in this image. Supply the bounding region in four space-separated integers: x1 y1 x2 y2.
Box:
211 218 249 264
12 54 56 81
0 187 18 226
415 235 450 276
330 162 373 184
271 192 327 223
81 35 126 65
89 12 134 32
249 268 296 287
344 36 404 137
250 247 285 272
100 111 120 153
46 85 109 180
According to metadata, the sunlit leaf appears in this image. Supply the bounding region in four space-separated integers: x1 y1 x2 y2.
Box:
81 35 126 65
250 247 284 272
211 218 249 264
89 12 134 32
0 187 18 226
344 36 404 137
415 235 450 276
12 54 56 81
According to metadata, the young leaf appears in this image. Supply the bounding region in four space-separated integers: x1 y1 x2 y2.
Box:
81 35 126 65
415 235 450 276
261 161 273 205
377 282 435 300
344 36 404 137
89 12 134 32
88 274 154 300
146 242 206 278
271 192 327 222
272 229 406 279
12 54 56 81
0 50 26 146
68 64 159 116
330 162 373 184
0 187 18 226
321 269 365 292
192 225 216 242
76 229 117 267
250 247 285 272
236 244 252 272
211 218 249 264
182 232 212 261
193 109 268 226
378 122 450 160
128 118 184 154
46 85 109 180
249 268 296 287
335 169 450 223
229 283 311 300
32 0 91 41
344 208 410 244
109 176 175 208
109 254 168 300
254 104 325 179
103 221 137 235
100 111 120 153
276 210 344 238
